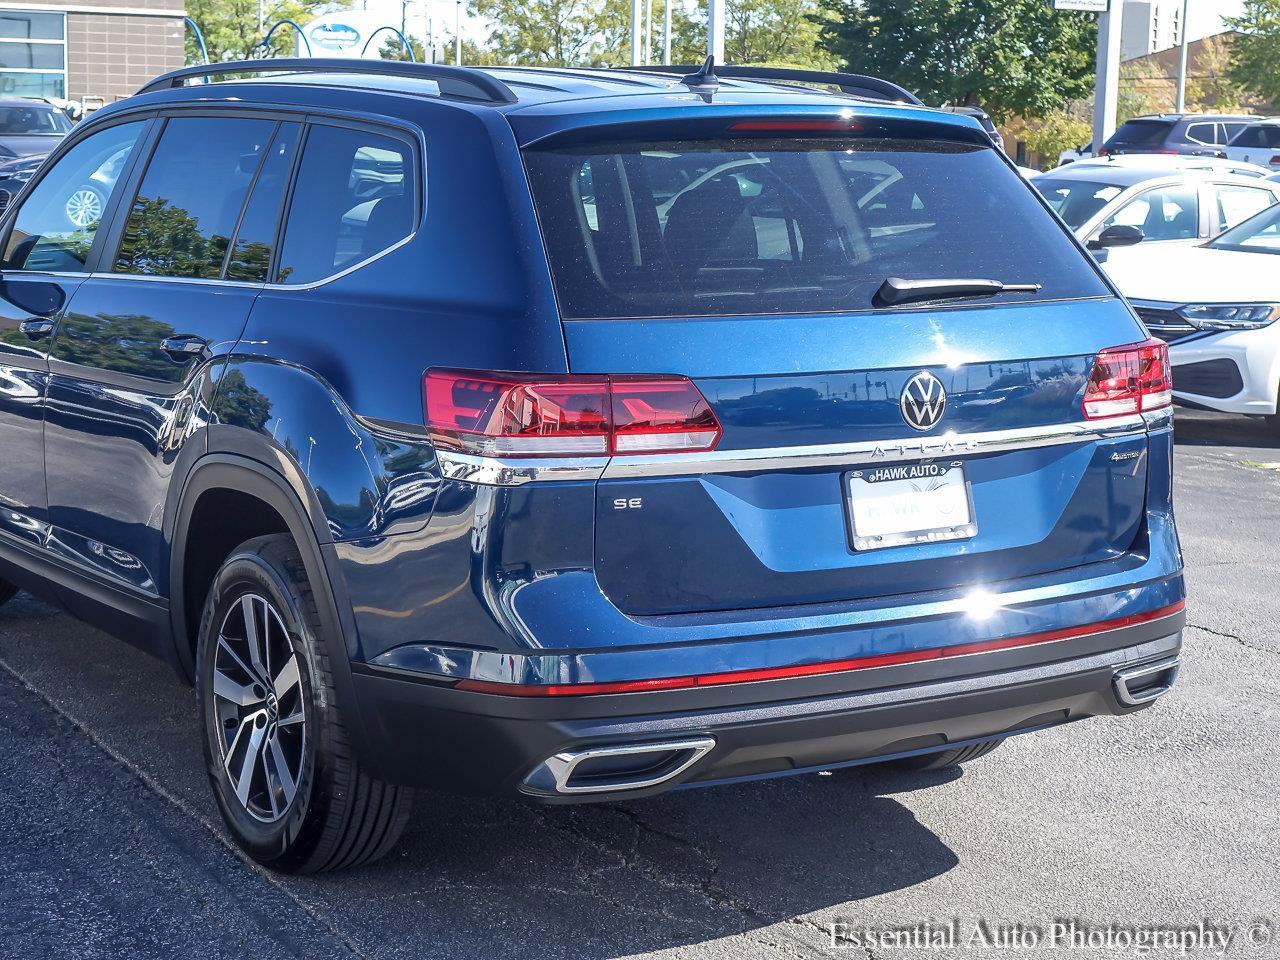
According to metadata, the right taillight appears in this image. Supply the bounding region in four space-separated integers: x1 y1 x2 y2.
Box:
1082 338 1172 419
424 369 721 457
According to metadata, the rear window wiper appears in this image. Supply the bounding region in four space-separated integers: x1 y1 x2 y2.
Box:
873 276 1042 307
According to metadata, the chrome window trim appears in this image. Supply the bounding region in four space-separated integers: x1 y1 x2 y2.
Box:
436 414 1152 487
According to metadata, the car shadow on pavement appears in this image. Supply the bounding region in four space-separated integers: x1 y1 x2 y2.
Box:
1172 408 1278 448
0 592 962 960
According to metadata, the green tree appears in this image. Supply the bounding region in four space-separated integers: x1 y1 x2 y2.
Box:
725 0 835 67
1188 34 1248 112
816 0 1097 120
1227 0 1280 106
1020 109 1091 167
184 0 335 63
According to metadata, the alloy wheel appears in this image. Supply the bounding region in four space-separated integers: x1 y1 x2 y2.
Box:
211 594 306 823
64 188 102 229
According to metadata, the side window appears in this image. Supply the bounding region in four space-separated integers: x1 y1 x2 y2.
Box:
113 116 276 279
276 124 416 285
1223 122 1249 143
1 120 143 273
1215 184 1277 233
224 122 300 282
1104 184 1198 241
1184 123 1214 145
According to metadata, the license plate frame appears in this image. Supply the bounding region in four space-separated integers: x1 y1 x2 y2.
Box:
845 461 977 552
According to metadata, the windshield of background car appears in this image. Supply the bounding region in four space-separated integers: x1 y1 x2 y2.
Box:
523 138 1109 320
1107 120 1174 146
0 105 71 135
1209 203 1280 253
1033 178 1125 228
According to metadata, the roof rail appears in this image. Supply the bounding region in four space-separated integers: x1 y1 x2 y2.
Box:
137 58 518 105
620 65 922 105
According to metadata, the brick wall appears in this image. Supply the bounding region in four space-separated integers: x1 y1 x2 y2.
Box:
66 11 185 103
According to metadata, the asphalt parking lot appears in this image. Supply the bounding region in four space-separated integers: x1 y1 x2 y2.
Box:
1 408 1277 960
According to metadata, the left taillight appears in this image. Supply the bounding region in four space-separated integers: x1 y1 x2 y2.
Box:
424 369 721 457
1082 338 1172 420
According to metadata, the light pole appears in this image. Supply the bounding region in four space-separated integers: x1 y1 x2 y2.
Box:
663 0 671 64
1175 0 1191 112
631 0 642 65
455 0 462 65
644 0 652 63
1092 0 1121 153
707 0 724 62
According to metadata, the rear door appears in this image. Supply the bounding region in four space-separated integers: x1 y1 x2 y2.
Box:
43 114 298 595
522 125 1152 616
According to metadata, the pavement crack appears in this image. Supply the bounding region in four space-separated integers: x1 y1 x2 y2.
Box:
0 656 371 960
1188 622 1278 656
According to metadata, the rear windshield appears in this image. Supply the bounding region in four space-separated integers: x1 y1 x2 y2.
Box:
1033 178 1124 228
1107 120 1175 146
523 138 1107 320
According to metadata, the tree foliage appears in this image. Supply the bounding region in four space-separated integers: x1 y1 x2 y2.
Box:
816 0 1097 120
1227 0 1280 106
468 0 829 67
184 0 332 63
1020 109 1091 166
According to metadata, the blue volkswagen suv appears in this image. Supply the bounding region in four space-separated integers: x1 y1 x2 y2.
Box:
0 59 1185 872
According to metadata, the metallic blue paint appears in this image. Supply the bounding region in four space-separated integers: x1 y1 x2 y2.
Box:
0 66 1184 796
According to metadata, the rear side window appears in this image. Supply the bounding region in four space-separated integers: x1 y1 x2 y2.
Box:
1214 184 1276 233
1184 122 1216 145
225 122 300 282
114 116 276 279
1230 124 1280 149
276 125 415 285
1107 120 1174 146
523 138 1108 320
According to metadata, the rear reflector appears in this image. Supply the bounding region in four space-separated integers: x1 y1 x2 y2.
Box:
1082 338 1172 419
453 601 1186 696
424 369 721 457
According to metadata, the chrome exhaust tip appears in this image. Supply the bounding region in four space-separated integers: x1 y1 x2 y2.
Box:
522 737 716 796
1113 657 1181 707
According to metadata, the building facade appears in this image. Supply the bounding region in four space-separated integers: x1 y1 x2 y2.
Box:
1121 0 1185 63
0 0 184 109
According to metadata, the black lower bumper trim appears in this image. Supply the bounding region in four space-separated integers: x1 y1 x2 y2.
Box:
350 625 1182 801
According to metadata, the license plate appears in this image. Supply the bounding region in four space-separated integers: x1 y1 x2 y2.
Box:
846 463 976 551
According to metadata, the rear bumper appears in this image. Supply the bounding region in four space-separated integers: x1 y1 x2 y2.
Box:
349 614 1183 800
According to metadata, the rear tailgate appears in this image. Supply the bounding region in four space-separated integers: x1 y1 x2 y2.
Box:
520 114 1153 617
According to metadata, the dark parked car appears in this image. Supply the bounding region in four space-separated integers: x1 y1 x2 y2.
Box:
944 105 1004 152
0 59 1185 873
1099 113 1254 157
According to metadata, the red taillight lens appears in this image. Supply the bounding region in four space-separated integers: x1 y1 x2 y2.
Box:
1269 155 1280 166
610 377 721 454
424 370 721 457
1082 338 1172 419
1097 147 1110 156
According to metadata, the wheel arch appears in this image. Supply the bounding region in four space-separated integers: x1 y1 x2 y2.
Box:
167 454 380 774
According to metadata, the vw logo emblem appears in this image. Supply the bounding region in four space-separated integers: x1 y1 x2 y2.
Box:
900 371 947 431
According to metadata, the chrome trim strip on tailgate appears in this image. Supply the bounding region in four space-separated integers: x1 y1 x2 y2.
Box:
436 413 1152 486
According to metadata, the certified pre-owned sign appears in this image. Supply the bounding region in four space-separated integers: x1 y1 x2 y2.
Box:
1054 0 1109 10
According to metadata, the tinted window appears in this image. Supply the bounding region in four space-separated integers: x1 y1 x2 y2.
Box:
1034 178 1124 229
1229 124 1280 149
2 120 142 272
1107 120 1174 146
524 138 1108 320
1184 122 1215 145
114 116 275 279
1222 122 1250 141
1214 184 1276 233
225 122 299 282
1103 184 1198 240
276 125 415 285
0 104 69 133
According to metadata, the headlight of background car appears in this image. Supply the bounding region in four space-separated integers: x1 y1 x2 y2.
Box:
1177 303 1280 330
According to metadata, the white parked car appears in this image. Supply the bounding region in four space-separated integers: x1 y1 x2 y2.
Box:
1221 118 1280 172
1057 144 1092 166
1030 158 1280 265
1102 203 1280 422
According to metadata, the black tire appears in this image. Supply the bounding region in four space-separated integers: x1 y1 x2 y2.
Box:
888 738 1005 772
195 534 413 873
0 578 17 606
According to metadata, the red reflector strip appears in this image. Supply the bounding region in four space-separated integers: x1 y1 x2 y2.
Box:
453 601 1185 697
728 120 863 132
